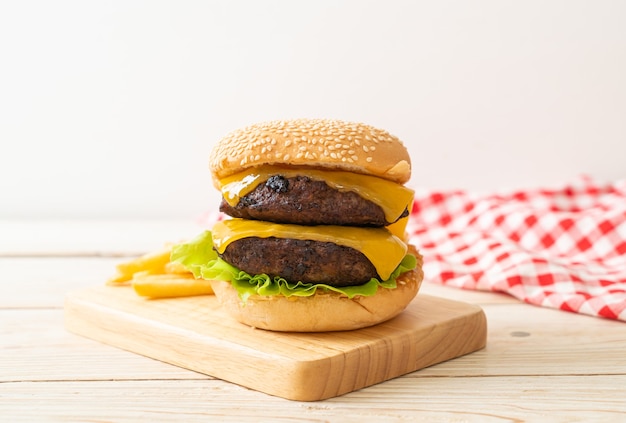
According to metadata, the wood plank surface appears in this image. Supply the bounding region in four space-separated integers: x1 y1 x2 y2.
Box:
64 286 487 401
3 219 626 421
4 300 625 384
3 376 625 423
0 219 204 256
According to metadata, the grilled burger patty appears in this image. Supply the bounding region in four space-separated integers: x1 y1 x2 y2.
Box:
219 237 379 287
219 175 396 227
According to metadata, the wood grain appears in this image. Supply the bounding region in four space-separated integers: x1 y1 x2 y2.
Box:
0 219 203 256
4 219 626 421
3 376 626 422
64 286 487 401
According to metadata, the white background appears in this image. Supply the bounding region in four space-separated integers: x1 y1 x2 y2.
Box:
1 0 625 220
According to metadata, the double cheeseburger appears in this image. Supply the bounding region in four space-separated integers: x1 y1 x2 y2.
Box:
172 118 423 332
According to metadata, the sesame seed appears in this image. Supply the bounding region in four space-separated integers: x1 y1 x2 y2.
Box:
210 118 407 180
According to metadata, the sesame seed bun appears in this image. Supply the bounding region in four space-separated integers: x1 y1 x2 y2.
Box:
209 246 423 332
209 119 411 187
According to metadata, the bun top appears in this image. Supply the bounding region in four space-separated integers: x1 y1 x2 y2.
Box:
209 119 411 185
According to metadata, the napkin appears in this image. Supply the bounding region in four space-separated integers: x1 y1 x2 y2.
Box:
407 175 626 321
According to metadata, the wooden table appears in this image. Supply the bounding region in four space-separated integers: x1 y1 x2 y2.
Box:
2 219 626 421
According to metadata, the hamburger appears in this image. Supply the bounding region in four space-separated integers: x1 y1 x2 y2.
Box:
171 118 423 332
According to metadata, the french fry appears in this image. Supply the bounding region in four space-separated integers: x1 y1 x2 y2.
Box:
131 273 214 298
107 249 172 284
107 243 213 299
164 260 192 275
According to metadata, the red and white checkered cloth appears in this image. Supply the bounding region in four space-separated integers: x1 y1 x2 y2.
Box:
407 175 626 321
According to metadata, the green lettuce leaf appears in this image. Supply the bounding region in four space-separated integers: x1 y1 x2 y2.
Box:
170 230 416 302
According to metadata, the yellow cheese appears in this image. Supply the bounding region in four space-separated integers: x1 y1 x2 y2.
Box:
211 218 408 281
387 215 410 241
219 165 414 224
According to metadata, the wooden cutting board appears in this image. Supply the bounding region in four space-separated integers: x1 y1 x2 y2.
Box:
64 286 487 401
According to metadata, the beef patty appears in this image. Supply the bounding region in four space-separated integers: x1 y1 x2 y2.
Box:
220 175 406 226
219 237 378 287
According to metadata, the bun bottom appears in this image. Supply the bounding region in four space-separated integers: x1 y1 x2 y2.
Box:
210 247 423 332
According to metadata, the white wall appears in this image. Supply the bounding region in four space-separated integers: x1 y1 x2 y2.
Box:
2 0 625 219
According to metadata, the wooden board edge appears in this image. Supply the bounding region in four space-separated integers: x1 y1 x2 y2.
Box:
311 306 487 400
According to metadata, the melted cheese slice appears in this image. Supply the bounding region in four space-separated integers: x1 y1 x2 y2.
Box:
387 215 410 241
219 165 414 224
212 218 408 281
